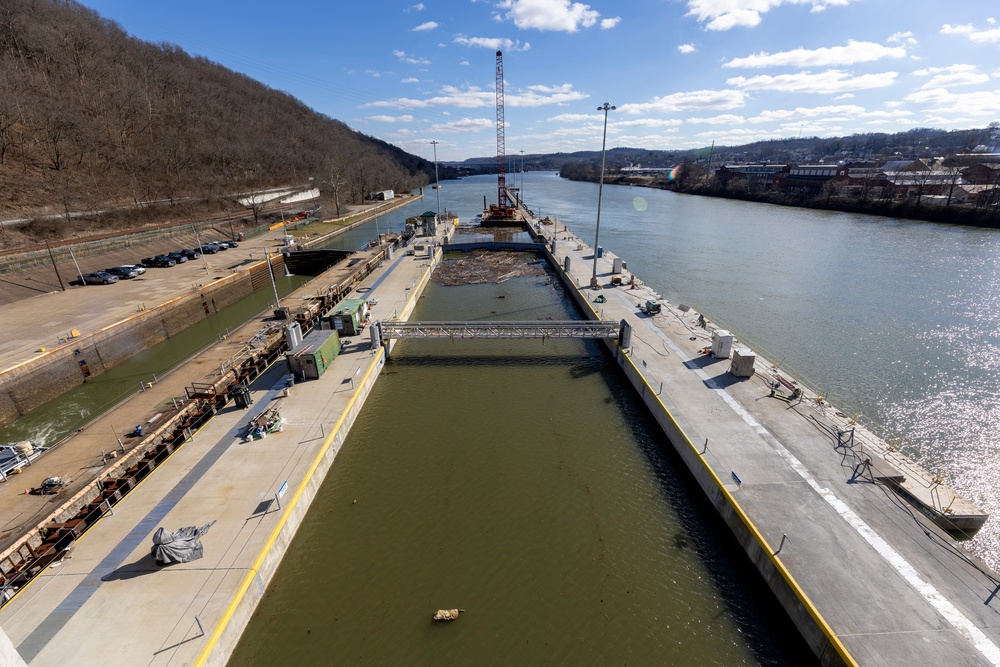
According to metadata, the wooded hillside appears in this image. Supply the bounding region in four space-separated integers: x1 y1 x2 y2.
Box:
0 0 431 224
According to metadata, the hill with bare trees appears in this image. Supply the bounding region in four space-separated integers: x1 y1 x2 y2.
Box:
0 0 432 242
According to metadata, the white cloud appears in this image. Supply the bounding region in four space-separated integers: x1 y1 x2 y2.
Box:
600 17 621 29
723 41 906 68
453 35 531 51
913 64 990 89
614 118 684 128
726 69 898 94
460 60 471 66
547 112 594 122
904 88 1000 115
429 118 496 133
685 114 748 125
618 89 748 114
498 0 601 32
507 84 589 107
859 109 913 120
402 77 420 83
941 22 1000 43
367 115 416 123
887 31 917 46
527 83 573 94
392 49 431 65
408 3 425 11
365 69 382 78
747 104 864 123
677 43 696 54
363 82 587 110
413 21 439 31
685 0 857 31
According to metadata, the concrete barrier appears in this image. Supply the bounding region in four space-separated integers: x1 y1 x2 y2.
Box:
542 243 855 667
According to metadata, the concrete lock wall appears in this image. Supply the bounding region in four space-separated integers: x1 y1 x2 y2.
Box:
542 245 848 667
202 351 386 666
198 247 442 666
0 270 257 427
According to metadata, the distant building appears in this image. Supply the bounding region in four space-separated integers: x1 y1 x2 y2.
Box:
773 164 846 196
368 190 394 201
714 164 787 190
961 163 1000 185
620 164 675 175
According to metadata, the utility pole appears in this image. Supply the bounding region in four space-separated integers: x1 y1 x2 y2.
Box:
431 140 441 223
45 241 65 291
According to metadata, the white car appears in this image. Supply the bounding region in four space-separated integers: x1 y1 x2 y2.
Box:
120 264 147 275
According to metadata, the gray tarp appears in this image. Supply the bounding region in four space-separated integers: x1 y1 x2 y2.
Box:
150 521 216 565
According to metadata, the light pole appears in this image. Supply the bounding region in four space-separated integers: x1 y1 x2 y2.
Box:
519 149 525 210
430 140 441 224
591 102 615 290
264 247 281 310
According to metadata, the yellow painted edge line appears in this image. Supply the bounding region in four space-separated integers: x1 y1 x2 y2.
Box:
615 348 858 667
192 348 384 666
193 249 437 666
553 249 856 666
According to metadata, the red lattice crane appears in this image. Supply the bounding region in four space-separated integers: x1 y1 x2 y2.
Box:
495 50 508 211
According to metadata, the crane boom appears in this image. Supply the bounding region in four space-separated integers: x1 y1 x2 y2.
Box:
495 50 507 209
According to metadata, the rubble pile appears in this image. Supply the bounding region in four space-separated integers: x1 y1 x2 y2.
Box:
434 250 547 286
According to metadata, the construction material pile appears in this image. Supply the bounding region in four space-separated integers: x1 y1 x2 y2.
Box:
434 250 547 286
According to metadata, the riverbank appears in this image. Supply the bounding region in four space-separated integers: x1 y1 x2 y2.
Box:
560 172 1000 228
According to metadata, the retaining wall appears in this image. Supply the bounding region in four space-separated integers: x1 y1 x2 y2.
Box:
543 243 851 667
197 246 441 666
0 259 276 427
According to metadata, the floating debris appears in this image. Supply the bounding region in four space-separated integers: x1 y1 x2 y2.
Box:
433 608 465 622
434 250 546 286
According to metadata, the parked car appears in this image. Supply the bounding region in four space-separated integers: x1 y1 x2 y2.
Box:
200 243 219 254
73 271 119 285
104 266 139 279
179 248 201 260
217 240 239 249
166 252 188 264
141 255 176 268
212 241 229 251
120 264 146 275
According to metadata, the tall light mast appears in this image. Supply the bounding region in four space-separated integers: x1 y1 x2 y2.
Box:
495 50 507 211
430 140 441 222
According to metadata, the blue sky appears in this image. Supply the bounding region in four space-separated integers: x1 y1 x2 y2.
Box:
77 0 1000 162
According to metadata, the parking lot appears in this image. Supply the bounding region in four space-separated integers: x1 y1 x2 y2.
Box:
0 228 292 372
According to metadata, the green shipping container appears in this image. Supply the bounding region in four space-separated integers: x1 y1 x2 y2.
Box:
329 298 369 337
286 329 340 380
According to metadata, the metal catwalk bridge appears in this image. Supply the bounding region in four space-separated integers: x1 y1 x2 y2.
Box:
370 319 629 349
